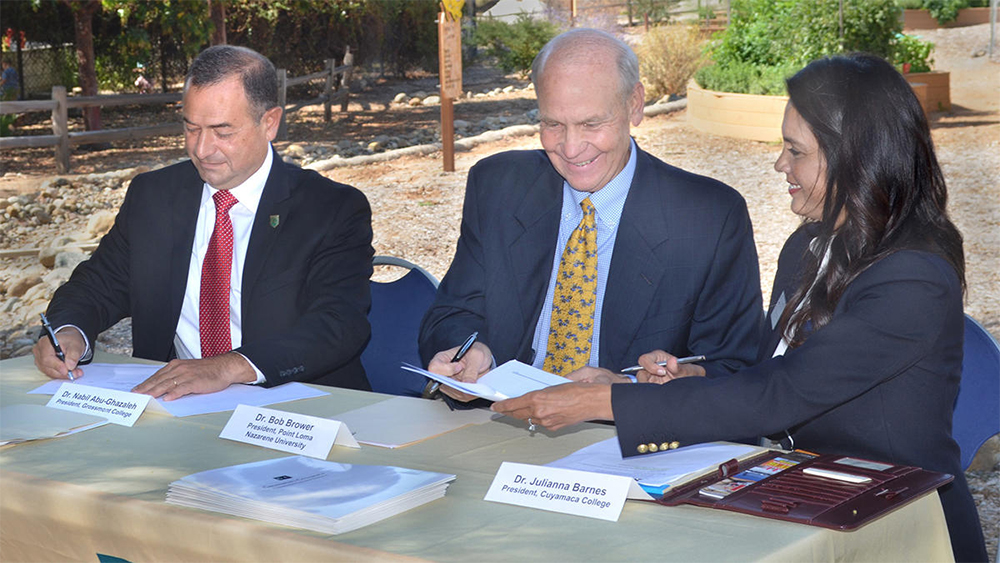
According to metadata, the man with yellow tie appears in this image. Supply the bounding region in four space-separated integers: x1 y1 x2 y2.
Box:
419 28 762 403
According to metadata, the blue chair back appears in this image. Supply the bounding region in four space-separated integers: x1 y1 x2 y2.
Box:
953 314 1000 470
361 257 439 396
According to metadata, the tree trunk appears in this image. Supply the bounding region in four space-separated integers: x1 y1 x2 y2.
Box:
209 0 227 46
64 0 102 131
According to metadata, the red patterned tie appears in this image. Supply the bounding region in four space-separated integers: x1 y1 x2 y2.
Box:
200 190 238 358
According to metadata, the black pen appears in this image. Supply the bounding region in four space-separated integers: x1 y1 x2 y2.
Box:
619 355 707 374
40 313 74 380
450 331 479 363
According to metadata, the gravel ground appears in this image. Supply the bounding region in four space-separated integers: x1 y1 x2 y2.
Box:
0 23 996 558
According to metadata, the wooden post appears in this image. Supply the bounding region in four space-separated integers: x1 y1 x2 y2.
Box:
276 68 288 141
51 86 70 174
323 58 335 122
340 48 354 112
438 11 462 172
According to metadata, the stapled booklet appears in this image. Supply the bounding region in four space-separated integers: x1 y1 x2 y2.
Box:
166 455 456 534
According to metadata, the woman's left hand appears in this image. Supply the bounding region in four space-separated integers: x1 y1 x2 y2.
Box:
491 382 614 431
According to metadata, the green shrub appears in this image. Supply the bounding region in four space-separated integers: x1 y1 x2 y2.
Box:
924 0 965 22
698 0 904 94
893 33 935 72
695 60 799 95
637 24 707 99
472 15 562 77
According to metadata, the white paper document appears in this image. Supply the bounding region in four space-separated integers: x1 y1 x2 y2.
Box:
547 438 760 499
27 363 328 417
400 360 569 401
166 455 456 534
333 396 496 448
0 404 109 445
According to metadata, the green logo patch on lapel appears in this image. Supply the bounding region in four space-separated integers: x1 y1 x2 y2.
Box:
269 215 280 228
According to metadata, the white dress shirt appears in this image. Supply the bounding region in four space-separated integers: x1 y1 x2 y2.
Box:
173 148 274 383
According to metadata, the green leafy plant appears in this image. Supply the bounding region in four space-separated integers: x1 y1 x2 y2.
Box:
892 33 935 73
637 24 707 99
695 60 798 95
472 14 562 77
697 0 906 94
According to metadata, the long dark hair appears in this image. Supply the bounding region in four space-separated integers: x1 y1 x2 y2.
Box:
779 53 965 346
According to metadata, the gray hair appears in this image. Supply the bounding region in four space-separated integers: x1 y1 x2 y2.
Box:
185 45 277 121
531 28 640 101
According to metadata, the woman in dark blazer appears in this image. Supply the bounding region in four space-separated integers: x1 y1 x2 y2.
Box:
493 53 987 562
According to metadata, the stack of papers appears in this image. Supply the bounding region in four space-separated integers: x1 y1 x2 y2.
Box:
166 456 456 534
401 360 568 401
547 438 760 499
0 404 109 445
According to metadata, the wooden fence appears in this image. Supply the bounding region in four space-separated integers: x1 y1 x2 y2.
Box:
0 58 352 173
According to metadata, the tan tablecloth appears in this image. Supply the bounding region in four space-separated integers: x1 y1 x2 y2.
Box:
0 352 955 562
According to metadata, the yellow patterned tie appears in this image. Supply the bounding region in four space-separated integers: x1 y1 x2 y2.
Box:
543 198 598 375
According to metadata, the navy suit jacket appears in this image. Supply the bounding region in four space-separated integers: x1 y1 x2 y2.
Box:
613 225 986 562
419 146 762 377
46 149 374 390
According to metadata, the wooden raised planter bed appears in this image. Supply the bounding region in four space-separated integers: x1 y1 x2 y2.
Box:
687 70 949 143
903 8 992 30
686 80 787 143
904 70 951 112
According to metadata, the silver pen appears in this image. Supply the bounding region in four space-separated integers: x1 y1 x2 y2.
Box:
619 355 706 374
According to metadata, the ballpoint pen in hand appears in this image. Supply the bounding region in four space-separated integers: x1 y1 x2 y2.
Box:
619 355 706 374
450 331 479 363
39 313 75 380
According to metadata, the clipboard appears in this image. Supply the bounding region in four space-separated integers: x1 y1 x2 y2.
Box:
654 450 953 530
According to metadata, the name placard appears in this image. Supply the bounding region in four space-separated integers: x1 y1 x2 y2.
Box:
484 462 631 522
219 405 359 459
46 382 150 427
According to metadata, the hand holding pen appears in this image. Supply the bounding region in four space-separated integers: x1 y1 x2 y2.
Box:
624 351 707 383
426 332 493 404
34 313 81 381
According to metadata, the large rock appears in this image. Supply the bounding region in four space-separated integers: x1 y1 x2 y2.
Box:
422 96 441 106
285 144 306 158
38 247 59 269
393 92 409 103
20 300 49 325
86 210 117 239
43 267 73 288
7 275 41 298
54 252 86 270
20 282 51 304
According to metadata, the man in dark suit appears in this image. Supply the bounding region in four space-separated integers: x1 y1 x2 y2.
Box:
33 45 373 398
419 29 762 401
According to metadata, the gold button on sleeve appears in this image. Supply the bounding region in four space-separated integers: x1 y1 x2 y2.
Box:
669 441 680 450
637 444 648 454
660 442 671 452
647 442 659 453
